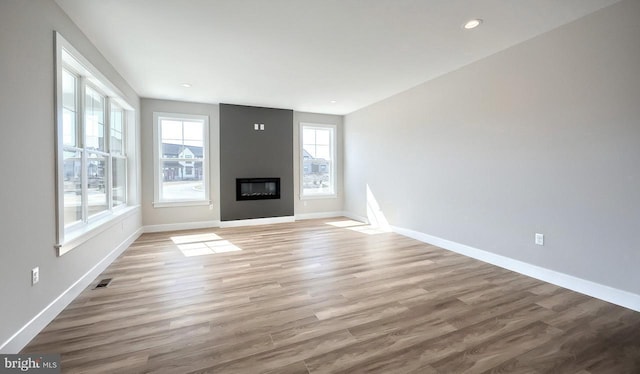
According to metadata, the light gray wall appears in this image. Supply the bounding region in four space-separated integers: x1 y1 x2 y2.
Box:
344 0 640 295
140 99 221 226
220 104 294 221
293 112 344 216
0 0 142 350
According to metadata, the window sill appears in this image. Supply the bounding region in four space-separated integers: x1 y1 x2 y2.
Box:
153 200 211 208
301 193 338 200
56 205 140 256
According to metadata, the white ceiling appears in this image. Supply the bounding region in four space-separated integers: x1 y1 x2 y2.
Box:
55 0 620 115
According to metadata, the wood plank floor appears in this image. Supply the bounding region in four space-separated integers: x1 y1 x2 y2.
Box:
22 218 640 373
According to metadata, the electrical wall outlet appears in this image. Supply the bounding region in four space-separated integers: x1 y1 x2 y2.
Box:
535 233 544 246
31 267 39 285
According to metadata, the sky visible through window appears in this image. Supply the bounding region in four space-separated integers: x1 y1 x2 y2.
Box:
303 128 331 160
161 120 203 148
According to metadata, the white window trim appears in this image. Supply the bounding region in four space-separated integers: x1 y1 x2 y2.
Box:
300 122 338 199
57 206 138 256
54 32 136 256
152 112 210 208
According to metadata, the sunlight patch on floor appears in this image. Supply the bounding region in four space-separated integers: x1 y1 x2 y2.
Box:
171 233 222 244
326 220 390 236
324 185 393 236
173 233 241 257
326 220 366 228
178 246 215 257
347 225 392 235
366 184 391 232
206 240 242 253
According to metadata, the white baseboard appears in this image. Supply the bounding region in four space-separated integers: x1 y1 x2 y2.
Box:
220 216 295 228
0 228 143 354
144 220 221 233
295 211 345 220
392 225 640 312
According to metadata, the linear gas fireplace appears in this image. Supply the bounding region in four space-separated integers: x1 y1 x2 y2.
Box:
236 178 281 201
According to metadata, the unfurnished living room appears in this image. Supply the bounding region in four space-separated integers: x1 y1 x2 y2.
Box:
1 0 639 373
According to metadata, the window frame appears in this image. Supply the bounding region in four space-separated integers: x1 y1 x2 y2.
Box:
55 32 136 256
152 112 210 208
83 82 111 221
110 102 127 209
299 122 337 199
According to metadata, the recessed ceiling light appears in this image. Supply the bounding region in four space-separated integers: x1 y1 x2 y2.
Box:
180 83 192 88
330 100 337 104
463 19 483 30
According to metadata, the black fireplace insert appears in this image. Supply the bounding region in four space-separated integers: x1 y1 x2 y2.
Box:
236 178 280 201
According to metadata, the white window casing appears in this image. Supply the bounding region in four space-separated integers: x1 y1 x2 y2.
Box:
152 112 210 208
300 122 337 199
54 32 136 256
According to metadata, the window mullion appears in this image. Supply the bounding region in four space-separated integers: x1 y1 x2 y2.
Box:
104 97 111 152
123 111 127 157
153 118 164 201
71 70 81 148
105 97 112 211
122 111 128 206
181 121 185 149
78 76 89 223
77 76 85 149
107 154 113 210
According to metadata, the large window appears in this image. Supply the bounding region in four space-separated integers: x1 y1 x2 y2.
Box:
301 123 336 197
55 32 134 255
153 112 209 206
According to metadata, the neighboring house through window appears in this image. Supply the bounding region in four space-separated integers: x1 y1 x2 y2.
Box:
153 112 209 207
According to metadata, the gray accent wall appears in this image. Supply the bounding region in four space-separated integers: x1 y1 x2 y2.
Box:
0 0 141 351
220 104 294 221
344 0 640 295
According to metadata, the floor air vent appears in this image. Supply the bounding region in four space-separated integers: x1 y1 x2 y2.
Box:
94 278 112 289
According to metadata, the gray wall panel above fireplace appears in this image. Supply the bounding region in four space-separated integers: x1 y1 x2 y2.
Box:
220 104 294 221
